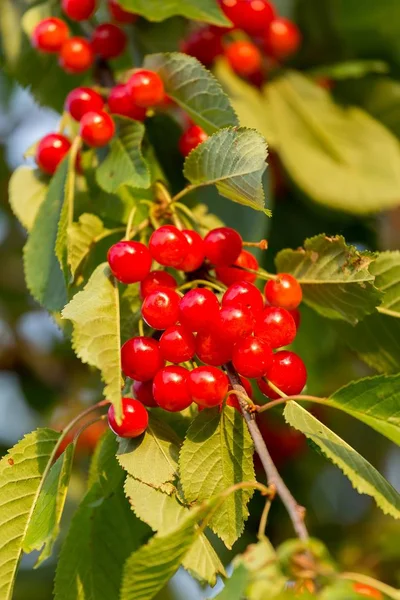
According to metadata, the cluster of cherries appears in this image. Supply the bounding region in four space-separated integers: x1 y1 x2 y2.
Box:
106 224 306 439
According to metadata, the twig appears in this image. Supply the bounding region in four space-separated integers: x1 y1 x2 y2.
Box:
340 573 400 600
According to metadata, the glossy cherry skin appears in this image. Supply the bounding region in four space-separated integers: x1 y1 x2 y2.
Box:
59 37 94 73
32 18 69 53
108 84 147 121
255 306 296 349
264 273 302 311
227 376 252 410
188 366 229 408
149 225 189 268
204 227 242 267
159 324 196 363
179 288 220 332
132 380 157 407
108 0 138 23
258 350 307 399
91 23 127 59
181 26 224 66
216 250 258 286
232 335 273 378
127 70 165 108
352 583 382 600
65 87 104 122
141 288 181 330
178 125 208 157
140 270 177 299
225 41 262 76
121 337 165 382
62 0 96 21
179 230 205 272
222 281 264 317
35 133 71 175
153 366 192 412
289 308 301 330
219 0 276 35
219 304 255 343
264 18 301 59
79 110 115 147
195 330 233 366
108 397 148 438
107 240 151 284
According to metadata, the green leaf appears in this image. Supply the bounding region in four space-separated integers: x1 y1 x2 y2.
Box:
120 284 142 344
0 428 60 600
0 0 22 66
67 213 106 279
284 402 400 519
265 71 400 214
236 539 286 600
213 564 249 600
62 263 123 422
144 52 238 134
310 60 389 80
8 167 48 232
24 161 68 311
96 119 150 194
179 406 255 548
23 443 74 566
118 0 230 25
275 235 382 325
371 251 400 318
184 127 269 215
191 203 225 235
118 414 180 490
21 2 52 37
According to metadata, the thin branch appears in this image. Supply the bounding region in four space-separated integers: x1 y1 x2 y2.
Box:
225 362 309 542
340 573 400 600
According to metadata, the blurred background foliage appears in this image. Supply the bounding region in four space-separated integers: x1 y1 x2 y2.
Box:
0 0 400 598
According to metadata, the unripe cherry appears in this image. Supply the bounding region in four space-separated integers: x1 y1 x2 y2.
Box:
264 273 302 311
222 281 264 317
159 324 196 364
108 0 138 23
225 41 262 76
179 125 208 157
264 18 301 59
140 270 177 299
108 397 148 438
108 84 147 121
141 288 181 330
79 110 115 147
232 335 273 378
188 366 229 408
216 250 258 286
195 330 233 366
179 230 205 272
121 336 165 381
204 227 242 267
132 380 157 407
153 366 192 412
35 133 71 175
107 241 152 284
179 288 220 332
258 350 307 399
127 70 165 108
62 0 96 21
59 37 94 74
149 225 189 268
65 87 104 122
91 23 127 59
32 18 69 53
255 306 297 349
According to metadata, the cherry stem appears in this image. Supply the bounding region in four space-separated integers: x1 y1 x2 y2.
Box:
243 239 268 250
172 202 201 228
178 279 226 294
339 573 400 600
256 394 328 413
73 414 107 444
138 319 144 337
225 389 255 408
225 362 310 542
258 493 275 539
171 184 197 204
124 206 138 240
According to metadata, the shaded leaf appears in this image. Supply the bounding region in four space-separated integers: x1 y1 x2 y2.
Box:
371 251 400 318
0 0 22 66
120 284 142 344
8 167 48 231
68 213 106 278
212 564 249 600
237 539 286 600
310 60 389 80
118 0 230 26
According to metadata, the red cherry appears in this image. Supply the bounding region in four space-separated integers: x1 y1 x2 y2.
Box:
107 241 152 284
232 335 273 378
204 227 242 267
108 397 148 438
132 380 157 407
140 270 177 299
159 324 196 363
188 366 229 408
153 366 192 412
219 304 255 343
227 376 252 410
225 41 262 76
216 250 258 286
179 288 220 332
65 87 104 122
179 230 205 272
108 84 147 121
265 273 302 311
35 133 71 175
108 0 138 23
219 0 276 35
79 110 115 147
264 18 301 59
121 337 165 382
255 306 296 349
149 225 189 268
62 0 96 21
289 308 301 330
352 583 382 599
91 23 127 60
195 330 233 366
222 281 264 317
181 26 224 66
127 70 165 108
178 125 208 157
59 37 94 74
141 288 180 330
258 350 307 399
32 18 69 53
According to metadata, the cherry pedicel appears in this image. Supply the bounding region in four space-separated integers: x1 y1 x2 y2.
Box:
188 366 229 408
79 110 115 147
227 376 253 411
140 270 177 299
32 18 69 53
153 366 192 412
264 273 302 311
232 335 273 378
108 84 147 121
222 281 264 317
59 37 94 74
65 87 104 122
195 330 233 366
159 324 196 363
225 41 262 77
149 225 189 268
108 0 138 23
121 337 165 381
204 227 242 267
127 70 165 108
141 288 180 330
107 240 151 284
108 397 148 438
62 0 96 21
179 288 220 332
352 583 382 599
255 306 297 349
132 380 157 407
219 0 276 36
264 18 302 60
35 133 71 176
258 350 307 399
216 249 258 286
179 125 208 157
181 26 224 67
179 230 205 272
91 23 127 60
219 304 255 343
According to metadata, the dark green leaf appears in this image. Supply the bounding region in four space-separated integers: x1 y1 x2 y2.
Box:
118 0 230 25
371 251 400 318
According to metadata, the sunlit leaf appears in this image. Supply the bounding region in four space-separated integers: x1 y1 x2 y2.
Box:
8 167 48 231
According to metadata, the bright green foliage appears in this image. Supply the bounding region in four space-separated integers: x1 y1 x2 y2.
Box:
0 428 60 600
213 564 249 599
184 127 270 214
310 59 389 80
62 263 123 422
67 213 107 279
96 119 150 194
144 53 238 134
21 2 52 37
234 539 286 599
23 443 74 566
275 235 381 324
8 167 48 231
118 0 230 26
371 251 400 318
179 406 255 548
0 0 22 66
284 402 400 519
